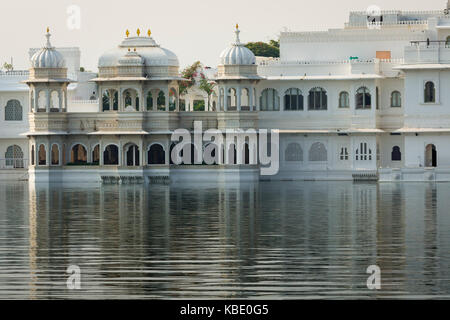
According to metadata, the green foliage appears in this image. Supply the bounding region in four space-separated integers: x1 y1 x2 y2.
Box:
199 78 215 96
179 61 202 95
269 39 280 48
2 62 13 72
80 67 85 72
245 41 280 58
193 100 205 111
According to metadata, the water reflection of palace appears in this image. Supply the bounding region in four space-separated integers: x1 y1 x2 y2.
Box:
6 182 446 298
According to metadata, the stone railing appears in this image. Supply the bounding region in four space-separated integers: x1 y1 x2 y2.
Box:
0 158 28 169
71 99 99 104
345 20 429 28
0 70 29 77
258 58 403 66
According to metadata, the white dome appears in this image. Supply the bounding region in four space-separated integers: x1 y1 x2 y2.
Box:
219 28 256 65
118 50 145 66
31 32 65 68
99 36 179 68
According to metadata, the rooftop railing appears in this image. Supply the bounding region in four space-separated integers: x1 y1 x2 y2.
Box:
350 10 444 15
0 70 29 77
258 58 403 66
410 40 450 48
345 20 429 28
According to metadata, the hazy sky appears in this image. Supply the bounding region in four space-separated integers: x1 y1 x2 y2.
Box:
0 0 446 71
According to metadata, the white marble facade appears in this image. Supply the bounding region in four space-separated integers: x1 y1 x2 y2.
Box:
4 5 450 183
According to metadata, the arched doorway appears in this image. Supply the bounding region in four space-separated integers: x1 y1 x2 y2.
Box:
125 144 140 166
425 144 437 167
38 145 46 166
71 144 87 164
104 145 119 165
92 145 100 165
148 144 165 165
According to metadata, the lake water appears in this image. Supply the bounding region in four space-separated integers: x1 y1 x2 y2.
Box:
0 181 449 299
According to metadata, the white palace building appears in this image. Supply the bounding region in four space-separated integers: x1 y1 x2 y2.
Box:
3 3 450 183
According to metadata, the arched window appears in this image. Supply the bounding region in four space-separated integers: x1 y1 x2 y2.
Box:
309 142 327 162
227 144 237 165
284 88 303 111
92 145 100 165
104 145 119 165
102 92 111 111
391 91 401 107
228 88 237 110
157 91 166 111
51 144 59 165
285 143 303 162
146 91 153 111
425 144 437 167
339 147 349 160
424 81 435 103
241 88 250 110
5 145 24 168
38 144 46 166
5 99 22 121
31 145 35 166
355 143 372 161
260 88 280 111
148 144 165 165
446 36 450 47
124 91 132 107
70 144 87 164
125 144 139 166
219 88 224 111
169 88 177 111
50 91 60 111
38 91 47 110
123 89 139 111
339 91 349 108
244 143 250 165
355 87 371 109
308 87 327 110
102 90 118 111
391 146 401 161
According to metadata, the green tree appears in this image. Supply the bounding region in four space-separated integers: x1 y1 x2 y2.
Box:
2 62 13 72
269 39 280 49
245 41 279 58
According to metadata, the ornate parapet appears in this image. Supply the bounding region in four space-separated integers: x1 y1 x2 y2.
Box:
216 112 258 131
217 65 259 78
29 67 68 80
178 112 218 131
29 113 69 133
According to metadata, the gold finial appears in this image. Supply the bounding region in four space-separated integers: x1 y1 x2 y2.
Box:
126 29 130 37
137 28 141 36
147 29 151 37
134 48 136 52
128 48 131 52
47 27 50 33
236 23 239 30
